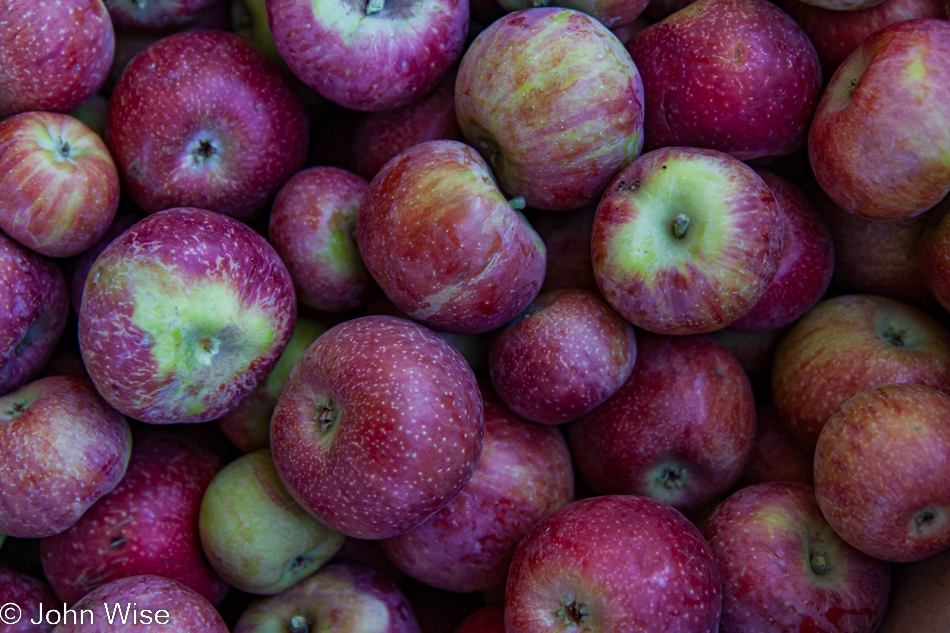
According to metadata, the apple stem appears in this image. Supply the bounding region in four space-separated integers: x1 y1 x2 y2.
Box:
672 213 690 239
56 137 71 160
289 615 311 633
508 196 526 211
366 0 385 14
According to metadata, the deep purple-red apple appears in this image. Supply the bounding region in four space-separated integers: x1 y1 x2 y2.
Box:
270 315 484 540
456 7 644 211
0 563 57 632
107 30 309 221
505 495 722 632
357 140 546 334
78 207 297 425
591 146 784 335
267 0 468 112
628 0 822 160
703 482 890 633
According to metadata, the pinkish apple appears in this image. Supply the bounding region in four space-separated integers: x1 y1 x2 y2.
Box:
107 30 309 221
357 140 546 334
270 315 484 540
591 146 784 335
505 495 722 632
456 7 645 210
78 208 297 425
566 332 756 516
0 563 58 632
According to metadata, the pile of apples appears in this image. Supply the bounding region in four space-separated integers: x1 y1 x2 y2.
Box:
0 0 949 631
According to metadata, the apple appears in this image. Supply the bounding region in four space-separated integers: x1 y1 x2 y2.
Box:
729 169 835 332
0 111 119 258
455 605 504 633
0 563 58 632
199 449 345 595
707 326 786 398
379 383 574 593
266 0 468 112
78 207 297 425
104 0 220 30
505 495 722 632
52 574 229 632
496 0 650 28
702 481 890 633
524 206 599 295
268 166 377 313
0 376 131 540
232 563 421 633
815 383 950 563
917 203 950 313
591 146 784 335
771 294 950 452
645 0 694 19
566 332 756 516
736 402 814 488
270 315 484 540
218 318 327 453
0 0 114 118
107 30 309 221
40 430 229 606
68 211 141 316
456 7 645 211
488 288 637 424
808 19 950 221
628 0 822 161
357 140 546 334
782 0 950 77
0 233 70 396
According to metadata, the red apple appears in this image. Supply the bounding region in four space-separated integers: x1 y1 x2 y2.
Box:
454 604 504 633
591 146 784 335
456 7 645 211
357 140 546 334
270 315 484 540
702 482 890 633
525 206 599 295
0 0 114 118
566 332 756 516
268 166 377 313
78 208 297 425
736 402 814 488
808 19 950 221
0 562 58 632
107 30 309 221
0 111 119 258
379 384 574 593
40 430 229 606
69 211 141 316
917 204 950 313
267 0 468 112
771 294 950 452
628 0 822 160
488 289 637 424
505 495 722 632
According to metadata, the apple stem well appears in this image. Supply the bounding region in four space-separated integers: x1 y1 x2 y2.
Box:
191 138 218 164
316 399 338 434
366 0 385 14
194 336 221 366
556 601 589 627
809 550 829 576
672 213 690 239
289 615 311 633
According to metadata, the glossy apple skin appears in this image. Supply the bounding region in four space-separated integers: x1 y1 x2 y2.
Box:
771 294 950 452
505 495 722 633
566 333 755 516
107 30 309 221
0 233 70 396
730 170 834 332
267 0 468 112
454 604 505 633
489 289 637 424
357 140 546 334
54 575 229 633
592 146 784 335
0 0 114 118
456 8 644 211
0 112 119 258
40 430 228 607
0 564 58 633
497 0 650 28
78 208 297 425
270 315 484 540
268 166 376 313
808 19 950 221
918 204 950 312
816 383 950 563
703 482 891 633
379 385 574 593
736 402 814 488
199 449 345 595
0 376 131 540
233 563 421 633
782 0 949 77
105 0 219 29
628 0 822 161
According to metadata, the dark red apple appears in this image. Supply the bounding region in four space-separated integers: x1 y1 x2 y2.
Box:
736 402 814 488
525 206 599 295
0 563 58 632
454 605 504 633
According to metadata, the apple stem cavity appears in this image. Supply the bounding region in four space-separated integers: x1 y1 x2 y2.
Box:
508 196 526 211
555 600 589 627
316 398 338 434
366 0 385 14
194 336 221 365
56 137 71 161
1 401 27 420
289 615 311 633
672 213 691 239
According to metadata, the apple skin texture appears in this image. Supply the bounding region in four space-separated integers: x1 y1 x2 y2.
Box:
78 207 297 425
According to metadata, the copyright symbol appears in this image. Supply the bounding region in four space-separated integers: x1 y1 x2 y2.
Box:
0 602 21 625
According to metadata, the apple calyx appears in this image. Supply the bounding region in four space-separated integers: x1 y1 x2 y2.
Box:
657 465 688 490
881 325 906 348
672 213 690 239
289 615 311 633
0 401 27 420
555 600 590 628
913 507 941 533
366 0 385 15
809 549 830 576
315 398 339 435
